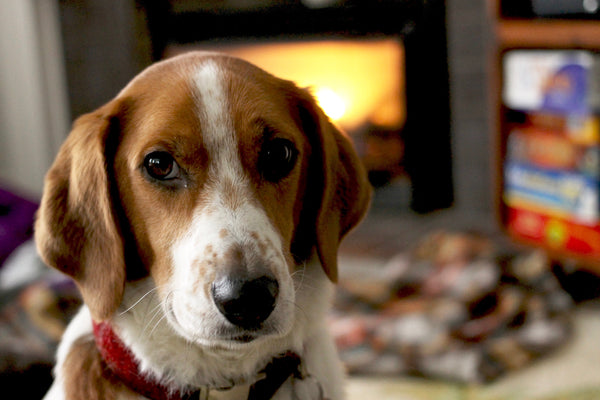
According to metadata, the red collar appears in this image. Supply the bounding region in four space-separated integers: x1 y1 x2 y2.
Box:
93 321 199 400
92 321 302 400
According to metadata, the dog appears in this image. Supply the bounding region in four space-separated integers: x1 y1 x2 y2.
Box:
35 51 371 400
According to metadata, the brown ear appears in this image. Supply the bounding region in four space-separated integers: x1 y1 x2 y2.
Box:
35 101 125 321
293 90 372 282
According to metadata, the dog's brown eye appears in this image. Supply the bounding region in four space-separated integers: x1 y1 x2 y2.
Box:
259 138 298 182
144 151 179 180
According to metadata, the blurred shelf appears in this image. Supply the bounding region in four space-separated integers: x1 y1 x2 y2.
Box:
497 19 600 49
488 0 600 273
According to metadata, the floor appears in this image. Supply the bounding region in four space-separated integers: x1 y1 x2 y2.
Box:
339 182 507 261
338 185 600 399
346 305 600 400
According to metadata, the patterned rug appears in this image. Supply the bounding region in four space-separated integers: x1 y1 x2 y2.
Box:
334 230 574 383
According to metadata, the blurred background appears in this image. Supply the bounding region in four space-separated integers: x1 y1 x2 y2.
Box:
1 0 600 399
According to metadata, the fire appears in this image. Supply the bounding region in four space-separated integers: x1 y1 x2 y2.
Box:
315 87 347 121
169 39 405 131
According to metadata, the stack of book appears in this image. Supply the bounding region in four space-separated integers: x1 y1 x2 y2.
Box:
502 50 600 258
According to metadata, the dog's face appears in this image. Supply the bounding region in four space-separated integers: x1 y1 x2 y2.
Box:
35 53 371 347
115 58 319 345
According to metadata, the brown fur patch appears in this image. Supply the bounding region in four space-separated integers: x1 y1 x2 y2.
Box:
221 246 244 271
250 232 267 258
35 103 127 321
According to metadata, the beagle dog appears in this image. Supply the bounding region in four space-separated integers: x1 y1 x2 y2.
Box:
35 51 371 400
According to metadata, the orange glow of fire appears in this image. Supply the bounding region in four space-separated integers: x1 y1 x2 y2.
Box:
169 39 405 131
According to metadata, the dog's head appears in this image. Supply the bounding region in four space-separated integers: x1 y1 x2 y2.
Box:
35 52 371 345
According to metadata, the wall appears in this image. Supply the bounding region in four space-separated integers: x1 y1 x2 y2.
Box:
58 0 152 119
447 0 494 215
0 0 70 198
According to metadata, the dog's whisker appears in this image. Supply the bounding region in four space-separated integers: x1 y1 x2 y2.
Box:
149 313 170 337
147 291 179 335
292 276 320 292
142 308 168 335
291 263 323 290
281 299 307 322
139 292 173 338
141 310 165 338
142 301 163 325
148 304 164 323
291 265 308 291
120 287 161 315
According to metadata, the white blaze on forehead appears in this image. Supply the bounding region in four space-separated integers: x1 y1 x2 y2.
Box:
185 60 286 258
192 61 243 178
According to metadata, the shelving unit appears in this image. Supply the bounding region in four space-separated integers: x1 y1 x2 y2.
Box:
497 20 600 49
488 0 600 272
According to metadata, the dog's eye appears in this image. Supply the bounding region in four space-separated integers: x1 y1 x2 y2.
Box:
258 138 298 182
143 151 180 180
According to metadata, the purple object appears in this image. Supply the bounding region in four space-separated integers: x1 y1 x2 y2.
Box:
541 64 589 115
0 187 38 267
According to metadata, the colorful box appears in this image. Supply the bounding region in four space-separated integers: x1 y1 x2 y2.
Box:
504 162 600 225
503 50 600 115
526 113 600 145
507 207 600 258
506 128 600 176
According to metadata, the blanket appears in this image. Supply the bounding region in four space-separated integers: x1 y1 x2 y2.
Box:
331 231 574 383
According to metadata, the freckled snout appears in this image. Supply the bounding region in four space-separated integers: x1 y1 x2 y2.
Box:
211 272 279 330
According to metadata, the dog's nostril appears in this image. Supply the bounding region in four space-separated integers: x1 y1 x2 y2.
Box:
211 275 279 329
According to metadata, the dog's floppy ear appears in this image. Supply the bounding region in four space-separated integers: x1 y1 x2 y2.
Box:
292 89 372 282
35 101 126 321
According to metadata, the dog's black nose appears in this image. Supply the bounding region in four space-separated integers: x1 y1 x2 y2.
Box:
211 275 279 329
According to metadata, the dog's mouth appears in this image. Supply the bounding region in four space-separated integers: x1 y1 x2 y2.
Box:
165 301 287 348
229 333 258 343
201 332 265 355
213 323 280 345
210 328 260 344
208 334 262 349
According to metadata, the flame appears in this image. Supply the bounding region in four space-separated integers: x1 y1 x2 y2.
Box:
315 87 346 121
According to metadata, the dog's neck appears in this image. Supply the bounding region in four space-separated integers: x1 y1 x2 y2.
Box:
93 320 196 400
93 320 303 400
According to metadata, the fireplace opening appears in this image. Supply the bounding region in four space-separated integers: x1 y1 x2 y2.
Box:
168 38 407 190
